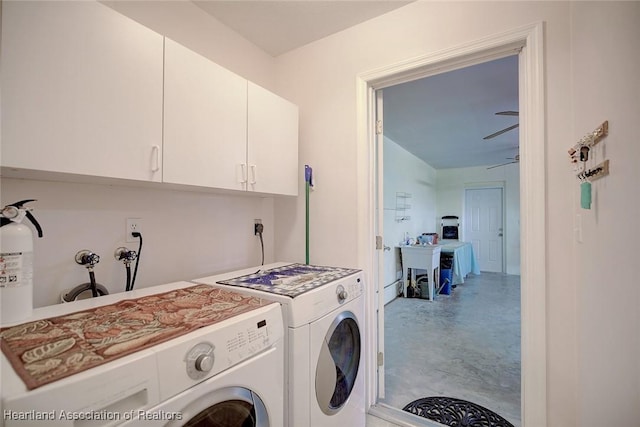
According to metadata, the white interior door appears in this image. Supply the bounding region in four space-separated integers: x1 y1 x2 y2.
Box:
464 187 504 273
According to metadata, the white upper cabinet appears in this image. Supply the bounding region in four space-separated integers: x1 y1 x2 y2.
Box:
1 1 164 182
1 2 298 196
163 39 248 191
247 82 299 196
164 41 298 196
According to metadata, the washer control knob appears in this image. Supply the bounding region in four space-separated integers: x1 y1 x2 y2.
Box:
195 354 214 373
336 285 348 302
186 342 215 380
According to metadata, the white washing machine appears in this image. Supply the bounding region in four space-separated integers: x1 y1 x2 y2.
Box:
1 281 284 427
194 262 366 427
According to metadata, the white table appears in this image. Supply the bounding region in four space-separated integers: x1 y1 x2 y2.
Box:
398 245 441 301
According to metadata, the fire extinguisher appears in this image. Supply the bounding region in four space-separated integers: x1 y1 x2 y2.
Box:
1 199 43 324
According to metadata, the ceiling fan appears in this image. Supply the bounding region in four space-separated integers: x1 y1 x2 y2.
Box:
487 154 519 169
483 111 519 140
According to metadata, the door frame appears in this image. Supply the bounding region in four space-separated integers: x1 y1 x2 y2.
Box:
464 184 506 273
356 22 546 426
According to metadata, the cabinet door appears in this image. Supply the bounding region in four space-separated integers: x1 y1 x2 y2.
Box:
1 1 164 182
163 39 248 191
247 82 299 196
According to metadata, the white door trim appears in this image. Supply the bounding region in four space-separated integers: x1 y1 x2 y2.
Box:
374 89 386 399
356 22 546 427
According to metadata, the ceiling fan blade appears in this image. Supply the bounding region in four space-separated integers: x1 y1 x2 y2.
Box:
483 123 519 140
495 111 519 116
487 161 517 170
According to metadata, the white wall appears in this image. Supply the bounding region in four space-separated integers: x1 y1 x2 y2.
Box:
383 137 437 300
570 3 640 427
1 1 281 307
274 1 638 425
436 164 520 275
1 178 274 307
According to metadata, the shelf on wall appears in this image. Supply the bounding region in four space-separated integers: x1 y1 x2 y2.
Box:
395 192 412 222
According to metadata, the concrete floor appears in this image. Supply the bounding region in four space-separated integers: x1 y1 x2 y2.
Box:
378 272 521 426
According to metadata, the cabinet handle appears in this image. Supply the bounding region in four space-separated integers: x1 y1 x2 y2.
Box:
250 164 257 185
151 145 160 172
238 164 248 184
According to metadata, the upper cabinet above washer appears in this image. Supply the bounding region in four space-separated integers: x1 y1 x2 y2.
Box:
1 1 299 196
163 40 299 196
1 1 164 182
247 82 299 196
163 38 248 192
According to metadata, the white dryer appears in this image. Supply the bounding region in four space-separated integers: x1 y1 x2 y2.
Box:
1 281 284 427
119 297 284 427
194 262 366 427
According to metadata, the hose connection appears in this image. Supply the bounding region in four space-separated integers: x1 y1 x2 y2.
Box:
114 247 137 266
75 250 100 270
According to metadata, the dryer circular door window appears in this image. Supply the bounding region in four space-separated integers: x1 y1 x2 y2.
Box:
315 310 362 415
169 386 270 427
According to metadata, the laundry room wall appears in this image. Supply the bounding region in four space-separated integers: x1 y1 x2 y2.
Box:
273 1 638 425
0 1 282 308
1 179 275 308
569 3 640 427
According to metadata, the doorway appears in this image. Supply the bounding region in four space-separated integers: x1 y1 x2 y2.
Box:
378 58 520 423
359 23 546 427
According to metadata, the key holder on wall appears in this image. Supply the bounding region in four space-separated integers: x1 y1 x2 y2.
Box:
568 121 610 209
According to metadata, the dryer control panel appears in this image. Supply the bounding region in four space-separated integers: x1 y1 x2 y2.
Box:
185 342 215 380
342 275 363 300
153 302 284 402
289 272 364 326
336 275 362 304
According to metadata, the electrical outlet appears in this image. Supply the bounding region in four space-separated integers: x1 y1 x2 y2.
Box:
126 218 142 243
254 219 263 235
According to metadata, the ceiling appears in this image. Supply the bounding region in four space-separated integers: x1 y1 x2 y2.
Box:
193 1 519 170
193 1 413 57
383 55 520 169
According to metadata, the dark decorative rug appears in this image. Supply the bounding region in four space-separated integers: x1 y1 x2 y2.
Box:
403 396 515 427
